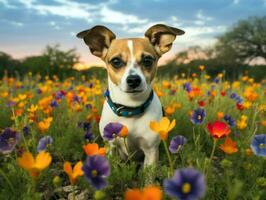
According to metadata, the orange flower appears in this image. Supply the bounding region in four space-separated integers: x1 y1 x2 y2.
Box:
216 112 224 120
124 186 162 200
119 126 128 137
83 143 106 156
219 137 238 154
63 161 84 185
150 117 176 140
207 121 231 139
38 117 53 133
17 151 52 178
164 105 176 116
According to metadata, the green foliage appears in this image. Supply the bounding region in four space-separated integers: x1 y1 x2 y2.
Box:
215 16 266 63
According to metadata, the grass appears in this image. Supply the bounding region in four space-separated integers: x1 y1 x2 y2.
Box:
0 71 265 200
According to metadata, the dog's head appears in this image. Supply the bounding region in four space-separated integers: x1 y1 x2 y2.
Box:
77 24 184 93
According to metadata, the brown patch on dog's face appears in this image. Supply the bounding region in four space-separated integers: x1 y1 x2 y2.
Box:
104 38 159 87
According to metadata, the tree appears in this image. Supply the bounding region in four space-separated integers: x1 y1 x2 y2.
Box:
215 16 266 63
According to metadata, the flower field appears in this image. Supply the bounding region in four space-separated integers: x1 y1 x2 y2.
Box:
0 68 266 200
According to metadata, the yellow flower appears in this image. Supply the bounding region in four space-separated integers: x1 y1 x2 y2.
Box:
38 117 53 133
27 104 38 113
242 101 252 109
18 94 27 101
150 117 176 140
17 151 52 178
64 161 84 185
236 115 247 130
199 65 205 71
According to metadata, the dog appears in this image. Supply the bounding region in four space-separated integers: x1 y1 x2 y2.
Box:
77 24 184 167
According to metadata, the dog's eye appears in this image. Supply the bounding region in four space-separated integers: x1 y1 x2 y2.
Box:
142 55 154 68
110 57 124 69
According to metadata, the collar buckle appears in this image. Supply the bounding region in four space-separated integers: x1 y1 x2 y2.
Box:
116 106 125 116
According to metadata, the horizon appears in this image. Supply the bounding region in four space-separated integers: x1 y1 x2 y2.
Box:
1 0 266 66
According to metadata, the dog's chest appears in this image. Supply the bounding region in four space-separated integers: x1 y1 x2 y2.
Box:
99 94 162 147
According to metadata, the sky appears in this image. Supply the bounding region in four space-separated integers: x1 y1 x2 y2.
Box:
0 0 266 65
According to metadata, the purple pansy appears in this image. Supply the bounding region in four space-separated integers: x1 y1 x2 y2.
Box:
250 134 266 157
22 125 30 136
191 108 206 125
37 135 53 152
183 82 192 92
103 122 123 141
84 130 94 141
82 155 110 190
0 128 20 154
169 135 187 154
164 168 206 200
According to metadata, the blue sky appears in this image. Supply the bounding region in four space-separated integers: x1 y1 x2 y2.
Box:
0 0 265 64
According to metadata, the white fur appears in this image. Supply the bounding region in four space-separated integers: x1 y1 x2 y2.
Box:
120 40 147 93
99 39 163 166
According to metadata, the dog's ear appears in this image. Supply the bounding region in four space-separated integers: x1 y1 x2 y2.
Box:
145 24 185 56
77 25 116 59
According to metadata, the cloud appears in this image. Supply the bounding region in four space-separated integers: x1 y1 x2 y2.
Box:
233 0 240 4
99 6 148 24
0 0 17 8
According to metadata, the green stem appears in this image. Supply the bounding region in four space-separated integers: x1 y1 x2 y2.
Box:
163 140 173 177
0 168 15 193
123 138 129 155
205 139 217 176
72 185 76 200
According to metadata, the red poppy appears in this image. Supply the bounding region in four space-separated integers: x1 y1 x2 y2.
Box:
220 91 226 96
198 100 205 107
236 103 244 111
207 121 231 139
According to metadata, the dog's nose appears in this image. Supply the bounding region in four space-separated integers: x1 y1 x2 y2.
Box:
126 75 141 89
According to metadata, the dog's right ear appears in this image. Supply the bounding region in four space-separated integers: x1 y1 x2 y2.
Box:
77 25 116 59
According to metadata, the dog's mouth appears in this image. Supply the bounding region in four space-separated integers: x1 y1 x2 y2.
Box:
124 89 143 93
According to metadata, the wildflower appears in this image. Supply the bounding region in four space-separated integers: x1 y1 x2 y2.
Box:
0 128 20 154
164 105 176 116
207 121 231 139
250 134 266 157
197 100 205 107
236 103 245 111
27 104 38 113
83 143 106 156
38 117 53 133
22 125 30 136
17 151 52 178
103 122 124 141
37 136 53 152
216 112 224 120
219 137 238 154
125 185 163 200
84 129 94 141
199 65 205 71
119 125 128 138
236 115 247 130
150 117 176 140
164 168 206 200
183 82 192 92
162 80 171 89
77 121 91 131
64 161 84 185
82 155 110 189
169 135 187 154
190 108 206 125
223 115 235 127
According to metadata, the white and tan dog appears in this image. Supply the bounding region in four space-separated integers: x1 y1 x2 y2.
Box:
77 24 184 167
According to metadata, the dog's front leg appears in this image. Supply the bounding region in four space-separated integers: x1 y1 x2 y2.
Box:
143 147 159 166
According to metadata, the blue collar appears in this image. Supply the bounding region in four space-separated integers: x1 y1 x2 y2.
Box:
104 89 154 117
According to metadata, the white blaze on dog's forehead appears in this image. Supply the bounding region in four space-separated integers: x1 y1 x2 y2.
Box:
127 40 135 63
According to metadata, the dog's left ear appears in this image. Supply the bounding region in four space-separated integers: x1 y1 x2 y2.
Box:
76 25 116 59
145 24 185 56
